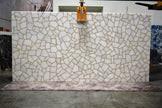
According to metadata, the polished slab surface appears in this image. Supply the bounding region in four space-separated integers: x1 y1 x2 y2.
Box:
12 12 151 82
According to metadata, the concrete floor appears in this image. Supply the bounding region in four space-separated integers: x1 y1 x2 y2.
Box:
0 91 162 108
0 70 162 108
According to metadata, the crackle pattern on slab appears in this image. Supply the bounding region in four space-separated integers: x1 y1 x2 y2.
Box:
12 12 151 82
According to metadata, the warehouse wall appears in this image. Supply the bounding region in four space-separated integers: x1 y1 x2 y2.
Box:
0 0 44 30
53 0 162 25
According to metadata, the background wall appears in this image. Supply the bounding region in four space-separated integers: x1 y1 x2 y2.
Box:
53 0 162 25
0 0 49 30
1 0 161 30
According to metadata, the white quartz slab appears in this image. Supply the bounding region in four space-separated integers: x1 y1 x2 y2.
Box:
12 12 151 82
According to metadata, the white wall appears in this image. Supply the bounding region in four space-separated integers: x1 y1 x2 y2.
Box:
53 0 162 25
